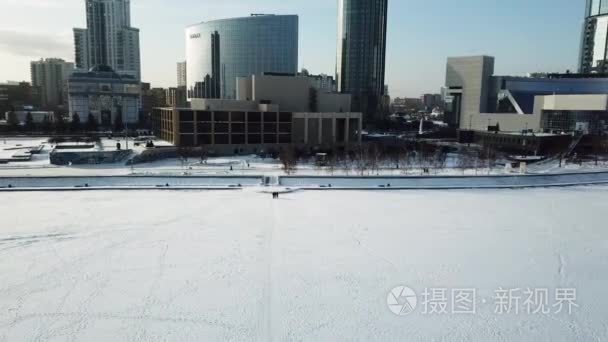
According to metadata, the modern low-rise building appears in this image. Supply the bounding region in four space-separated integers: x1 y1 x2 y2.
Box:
444 55 608 134
68 65 141 126
152 102 361 153
152 74 361 152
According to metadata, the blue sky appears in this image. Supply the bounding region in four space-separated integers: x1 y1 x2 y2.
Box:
0 0 585 97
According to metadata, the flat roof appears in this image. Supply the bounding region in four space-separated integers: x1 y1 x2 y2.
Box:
187 14 297 28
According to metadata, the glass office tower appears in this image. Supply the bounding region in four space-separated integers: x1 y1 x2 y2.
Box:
336 0 388 120
580 0 608 73
186 15 298 100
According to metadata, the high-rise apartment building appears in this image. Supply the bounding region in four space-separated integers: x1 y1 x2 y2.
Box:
30 58 74 109
177 61 187 87
336 0 388 121
73 0 141 80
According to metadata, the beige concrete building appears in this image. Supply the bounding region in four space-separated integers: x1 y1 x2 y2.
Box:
445 56 608 134
236 74 351 113
152 73 362 152
152 101 361 152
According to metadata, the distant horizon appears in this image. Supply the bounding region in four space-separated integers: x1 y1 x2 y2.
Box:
0 0 586 98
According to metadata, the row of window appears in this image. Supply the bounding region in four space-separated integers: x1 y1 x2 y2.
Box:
178 111 292 123
588 0 608 16
179 133 291 146
179 122 291 134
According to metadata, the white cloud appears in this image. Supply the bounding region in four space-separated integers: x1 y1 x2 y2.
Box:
0 30 73 60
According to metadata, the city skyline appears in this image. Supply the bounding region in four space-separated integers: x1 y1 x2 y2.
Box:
0 0 585 98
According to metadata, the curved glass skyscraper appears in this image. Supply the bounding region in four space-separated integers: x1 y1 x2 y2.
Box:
580 0 608 73
186 15 298 100
336 0 388 120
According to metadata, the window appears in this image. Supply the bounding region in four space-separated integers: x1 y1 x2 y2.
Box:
215 111 229 122
232 123 245 133
591 0 601 16
197 122 212 133
232 134 245 144
197 134 212 145
180 110 194 121
214 134 229 144
264 112 277 122
232 111 245 121
248 112 261 122
197 111 212 121
179 122 194 133
248 134 261 144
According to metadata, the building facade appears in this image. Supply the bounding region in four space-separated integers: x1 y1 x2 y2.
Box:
3 111 55 125
30 58 74 109
74 0 141 80
152 104 361 152
153 74 361 151
236 74 351 113
308 74 337 93
166 87 188 108
299 69 337 92
177 61 187 87
420 93 443 111
580 0 608 73
336 0 388 120
68 65 140 126
186 14 298 100
445 55 608 134
0 82 41 114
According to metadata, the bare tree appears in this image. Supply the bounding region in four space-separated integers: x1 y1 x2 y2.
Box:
368 144 381 175
353 146 370 176
401 149 411 175
486 146 498 174
457 151 471 175
340 153 352 175
279 146 298 175
433 147 448 174
327 153 337 175
388 149 400 171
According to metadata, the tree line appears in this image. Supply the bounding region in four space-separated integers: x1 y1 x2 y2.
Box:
4 111 126 133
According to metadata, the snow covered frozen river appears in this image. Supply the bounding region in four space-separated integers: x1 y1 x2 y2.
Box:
0 188 607 341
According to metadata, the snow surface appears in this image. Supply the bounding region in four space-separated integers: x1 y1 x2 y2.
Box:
0 188 607 341
2 135 608 177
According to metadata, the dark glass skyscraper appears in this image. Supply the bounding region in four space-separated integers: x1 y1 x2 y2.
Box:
336 0 388 121
580 0 608 73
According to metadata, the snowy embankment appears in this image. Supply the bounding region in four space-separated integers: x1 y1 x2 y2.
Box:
0 176 263 189
3 171 608 190
0 189 607 341
281 171 608 189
